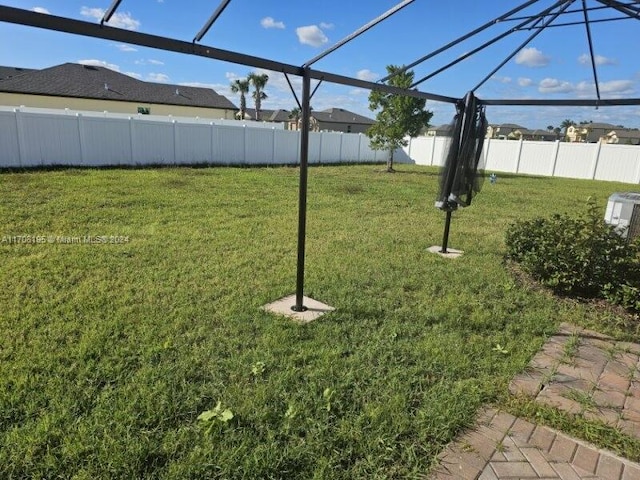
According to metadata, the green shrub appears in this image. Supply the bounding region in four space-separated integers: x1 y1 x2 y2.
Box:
505 200 640 313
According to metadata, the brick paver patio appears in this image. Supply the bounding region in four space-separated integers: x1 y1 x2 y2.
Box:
429 323 640 480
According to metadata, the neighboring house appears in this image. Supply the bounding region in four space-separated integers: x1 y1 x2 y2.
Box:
309 108 375 133
603 128 640 145
566 122 617 143
0 63 237 119
519 129 559 141
243 108 291 124
486 123 528 139
426 124 453 137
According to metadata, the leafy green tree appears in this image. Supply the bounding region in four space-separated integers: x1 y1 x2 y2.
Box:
367 65 432 172
248 72 269 121
230 78 250 120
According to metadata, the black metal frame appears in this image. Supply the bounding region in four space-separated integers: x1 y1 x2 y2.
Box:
2 1 640 312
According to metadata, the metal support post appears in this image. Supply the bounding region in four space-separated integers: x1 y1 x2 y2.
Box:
292 68 312 312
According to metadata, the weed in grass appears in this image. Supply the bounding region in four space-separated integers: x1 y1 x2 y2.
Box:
561 333 580 364
564 389 598 412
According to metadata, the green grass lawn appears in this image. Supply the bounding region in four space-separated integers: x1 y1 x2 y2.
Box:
1 164 638 479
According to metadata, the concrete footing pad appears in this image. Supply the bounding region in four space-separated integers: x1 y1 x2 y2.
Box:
428 245 464 258
262 294 335 323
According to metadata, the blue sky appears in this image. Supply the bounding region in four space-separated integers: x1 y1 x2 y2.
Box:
1 0 640 129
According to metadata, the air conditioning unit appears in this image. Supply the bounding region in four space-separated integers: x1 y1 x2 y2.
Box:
604 192 640 240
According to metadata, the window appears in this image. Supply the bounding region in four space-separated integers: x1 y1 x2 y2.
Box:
137 107 150 115
347 125 352 133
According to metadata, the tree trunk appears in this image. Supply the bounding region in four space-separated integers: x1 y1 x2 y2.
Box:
386 148 395 172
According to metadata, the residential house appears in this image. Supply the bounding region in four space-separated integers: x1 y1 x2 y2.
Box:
519 129 559 141
565 122 617 143
603 128 640 145
243 108 291 124
309 108 375 133
426 123 453 137
486 123 528 139
0 63 237 119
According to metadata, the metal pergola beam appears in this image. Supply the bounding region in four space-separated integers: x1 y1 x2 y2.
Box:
471 0 575 92
479 98 640 106
0 6 458 105
380 0 541 83
101 0 123 25
410 0 569 88
303 0 415 68
193 0 233 43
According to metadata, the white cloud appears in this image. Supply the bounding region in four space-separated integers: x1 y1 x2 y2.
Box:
147 73 170 83
124 71 142 80
356 69 379 82
578 53 617 66
576 79 635 96
518 77 533 87
180 82 217 89
320 22 334 30
32 7 50 14
115 44 137 52
296 25 328 47
493 76 512 84
134 59 164 66
78 59 120 72
261 16 285 29
80 6 140 31
515 47 550 67
538 77 573 93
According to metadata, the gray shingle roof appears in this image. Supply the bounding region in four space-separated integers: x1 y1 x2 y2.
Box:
0 66 34 80
0 63 236 110
244 108 291 122
312 108 375 125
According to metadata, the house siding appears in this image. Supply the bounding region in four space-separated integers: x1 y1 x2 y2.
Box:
0 92 236 119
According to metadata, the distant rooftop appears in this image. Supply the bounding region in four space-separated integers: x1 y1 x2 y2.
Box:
0 63 236 110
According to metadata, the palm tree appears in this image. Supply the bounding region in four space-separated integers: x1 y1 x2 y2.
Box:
560 119 574 131
248 72 269 121
230 78 250 120
288 107 301 130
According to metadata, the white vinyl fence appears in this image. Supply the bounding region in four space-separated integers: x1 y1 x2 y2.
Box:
401 136 640 184
0 107 385 168
1 107 640 184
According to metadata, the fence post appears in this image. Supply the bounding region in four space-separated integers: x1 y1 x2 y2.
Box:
482 137 491 170
243 125 248 164
357 133 362 162
128 117 135 166
173 120 178 164
339 133 344 163
514 138 524 173
77 113 86 166
634 149 640 184
430 136 437 166
590 141 602 180
272 127 276 164
210 122 216 164
550 140 560 177
14 108 26 167
318 132 323 164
